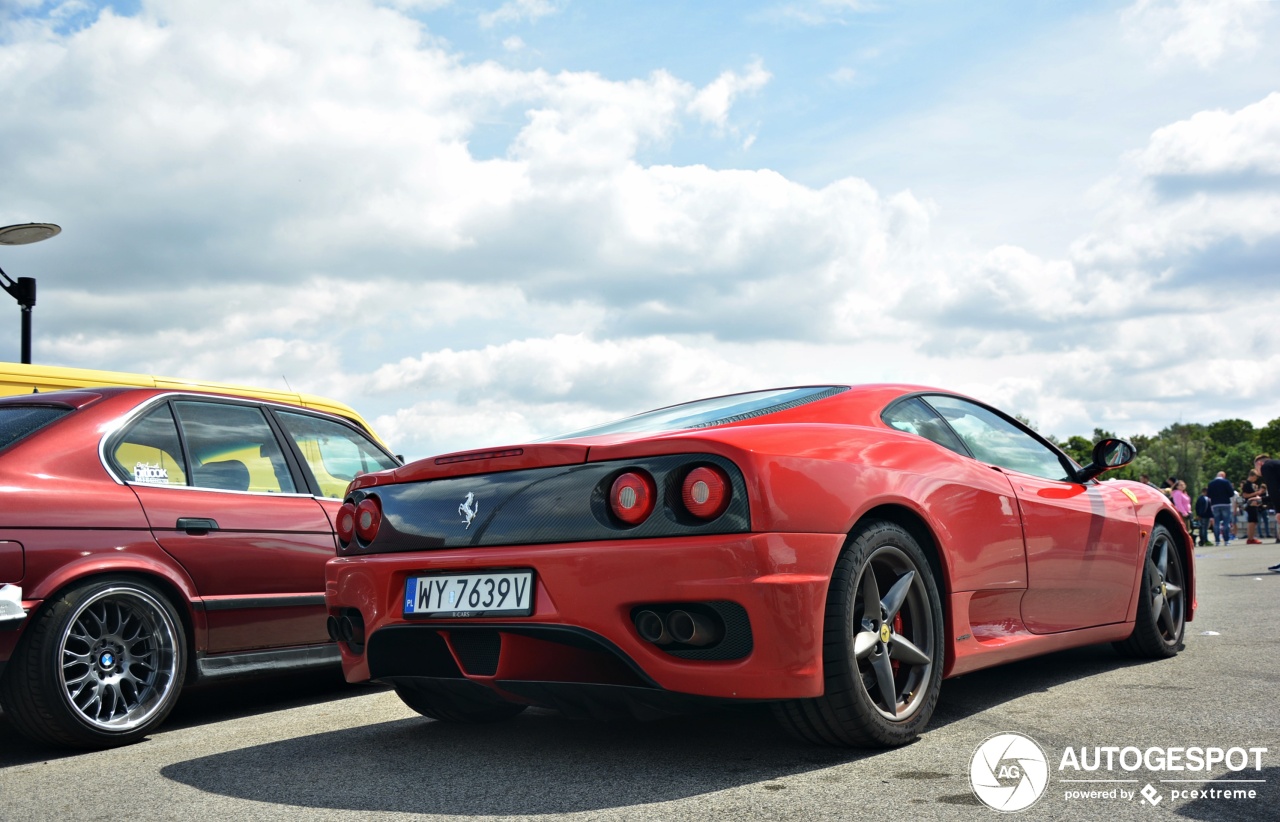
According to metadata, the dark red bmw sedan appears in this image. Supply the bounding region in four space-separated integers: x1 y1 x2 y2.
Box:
0 387 399 748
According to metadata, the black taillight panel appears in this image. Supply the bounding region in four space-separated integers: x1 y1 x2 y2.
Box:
338 453 750 555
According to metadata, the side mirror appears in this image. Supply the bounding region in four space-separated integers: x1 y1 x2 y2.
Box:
1074 438 1136 483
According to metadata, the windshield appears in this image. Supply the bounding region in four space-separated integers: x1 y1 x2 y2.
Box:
549 386 847 439
0 406 71 452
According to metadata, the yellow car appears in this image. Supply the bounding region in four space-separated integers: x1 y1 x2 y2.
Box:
1 361 382 439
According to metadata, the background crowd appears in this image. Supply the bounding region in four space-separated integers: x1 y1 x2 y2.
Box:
1149 454 1280 574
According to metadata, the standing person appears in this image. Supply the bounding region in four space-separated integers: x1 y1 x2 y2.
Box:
1260 479 1274 540
1207 471 1235 546
1255 455 1280 550
1171 480 1192 535
1194 487 1214 547
1240 469 1265 544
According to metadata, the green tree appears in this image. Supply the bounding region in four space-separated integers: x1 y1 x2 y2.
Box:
1257 418 1280 456
1219 443 1261 484
1206 419 1255 448
1060 435 1093 466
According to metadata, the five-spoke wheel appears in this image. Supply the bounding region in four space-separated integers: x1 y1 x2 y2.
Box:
775 521 943 747
850 543 937 722
1115 524 1186 658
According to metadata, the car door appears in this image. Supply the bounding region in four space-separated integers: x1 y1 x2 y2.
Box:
112 398 337 654
269 407 401 527
922 395 1141 633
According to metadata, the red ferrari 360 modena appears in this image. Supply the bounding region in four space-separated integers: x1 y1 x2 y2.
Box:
0 387 399 748
325 385 1194 747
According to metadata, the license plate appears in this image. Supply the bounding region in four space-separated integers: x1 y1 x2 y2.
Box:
403 570 534 618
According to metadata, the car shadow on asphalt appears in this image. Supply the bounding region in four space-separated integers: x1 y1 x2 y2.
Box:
929 642 1155 729
156 643 1152 816
0 670 384 768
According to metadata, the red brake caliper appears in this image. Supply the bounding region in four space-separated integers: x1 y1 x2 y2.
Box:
891 611 905 675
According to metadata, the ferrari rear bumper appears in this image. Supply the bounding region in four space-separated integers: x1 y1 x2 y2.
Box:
325 532 847 702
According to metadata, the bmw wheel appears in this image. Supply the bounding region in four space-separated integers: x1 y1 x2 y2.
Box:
775 521 944 747
1114 524 1186 658
0 578 186 748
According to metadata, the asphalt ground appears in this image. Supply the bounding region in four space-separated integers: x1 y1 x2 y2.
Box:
1 538 1277 822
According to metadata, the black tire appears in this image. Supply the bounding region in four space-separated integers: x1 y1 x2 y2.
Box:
1114 524 1186 658
774 521 944 747
393 679 527 723
0 577 186 749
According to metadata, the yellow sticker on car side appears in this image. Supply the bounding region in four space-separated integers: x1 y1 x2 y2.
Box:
1121 488 1139 503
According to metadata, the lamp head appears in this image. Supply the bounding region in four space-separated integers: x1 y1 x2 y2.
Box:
0 224 61 246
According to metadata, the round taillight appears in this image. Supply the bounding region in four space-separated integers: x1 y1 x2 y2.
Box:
682 466 730 520
610 471 655 525
336 502 357 545
354 497 382 543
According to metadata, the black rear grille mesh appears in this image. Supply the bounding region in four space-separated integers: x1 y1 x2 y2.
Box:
449 630 502 675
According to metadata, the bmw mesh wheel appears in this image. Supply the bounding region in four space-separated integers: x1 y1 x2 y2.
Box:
1 577 186 748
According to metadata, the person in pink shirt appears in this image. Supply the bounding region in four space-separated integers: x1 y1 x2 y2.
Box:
1171 479 1192 534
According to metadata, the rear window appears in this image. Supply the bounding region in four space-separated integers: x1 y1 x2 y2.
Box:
0 406 71 451
549 386 848 439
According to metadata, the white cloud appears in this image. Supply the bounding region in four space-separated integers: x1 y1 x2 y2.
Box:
1130 91 1280 176
1074 92 1280 277
1122 0 1273 68
377 0 452 11
828 67 858 84
760 0 878 27
478 0 565 29
687 59 771 128
3 1 1280 460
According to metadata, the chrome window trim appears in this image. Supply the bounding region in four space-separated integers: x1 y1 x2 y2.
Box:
97 391 375 496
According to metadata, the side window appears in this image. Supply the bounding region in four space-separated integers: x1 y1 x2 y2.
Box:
922 395 1070 481
881 397 968 455
275 411 398 499
172 401 297 494
112 404 188 486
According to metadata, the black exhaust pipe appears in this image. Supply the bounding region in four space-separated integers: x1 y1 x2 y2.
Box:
667 610 723 647
635 610 672 644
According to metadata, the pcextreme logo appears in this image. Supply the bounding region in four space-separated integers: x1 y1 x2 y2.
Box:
969 733 1270 813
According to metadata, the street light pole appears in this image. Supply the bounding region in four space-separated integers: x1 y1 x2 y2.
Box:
0 223 61 365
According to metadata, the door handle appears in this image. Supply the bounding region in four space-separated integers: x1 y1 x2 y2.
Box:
176 517 219 534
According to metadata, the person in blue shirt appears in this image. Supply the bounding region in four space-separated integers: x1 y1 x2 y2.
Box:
1193 488 1214 547
1207 471 1235 545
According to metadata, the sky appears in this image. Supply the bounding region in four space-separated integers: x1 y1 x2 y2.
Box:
1 0 1278 459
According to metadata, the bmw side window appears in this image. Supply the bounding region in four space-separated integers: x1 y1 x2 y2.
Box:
881 397 968 455
111 404 188 486
923 395 1069 481
172 401 297 494
274 410 398 499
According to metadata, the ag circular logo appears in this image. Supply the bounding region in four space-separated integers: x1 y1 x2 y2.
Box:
969 732 1050 812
